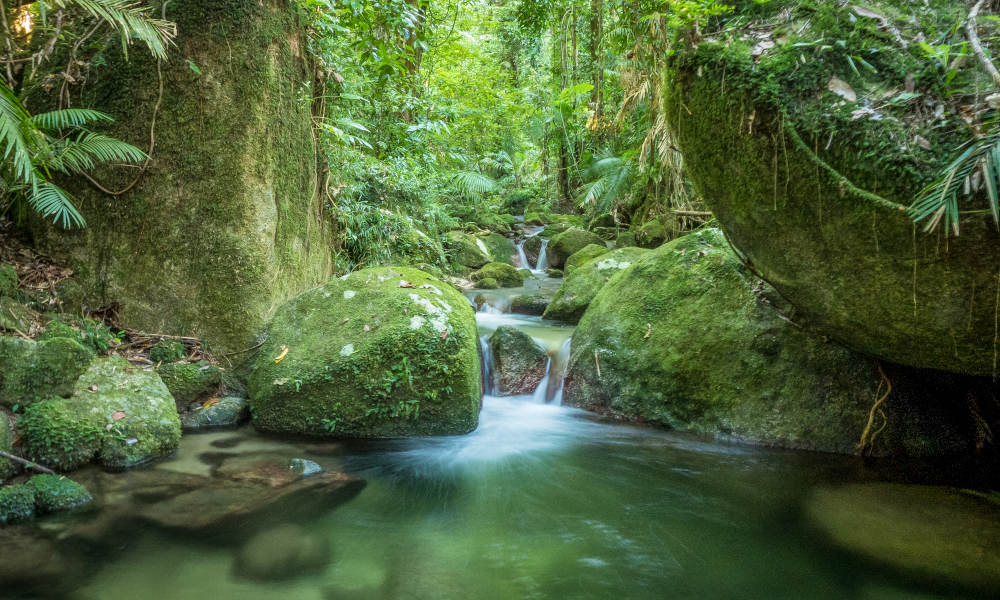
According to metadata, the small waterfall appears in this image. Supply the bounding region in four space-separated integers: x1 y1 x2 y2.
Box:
515 240 531 270
480 335 496 396
548 337 572 405
530 356 552 404
535 239 549 272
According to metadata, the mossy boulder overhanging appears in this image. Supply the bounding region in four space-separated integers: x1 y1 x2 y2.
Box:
470 262 526 288
546 228 606 269
19 357 181 470
543 247 649 324
487 326 548 396
249 267 482 438
479 233 517 266
664 3 1000 375
564 229 971 456
27 0 334 354
563 244 611 275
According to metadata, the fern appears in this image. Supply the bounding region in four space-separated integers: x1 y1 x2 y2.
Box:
453 171 500 197
30 108 113 130
908 131 1000 236
64 0 176 59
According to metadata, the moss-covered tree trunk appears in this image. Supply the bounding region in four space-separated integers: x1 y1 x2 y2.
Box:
29 0 332 352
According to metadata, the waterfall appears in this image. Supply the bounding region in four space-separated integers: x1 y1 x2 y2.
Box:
480 334 496 396
515 240 531 270
530 356 552 404
548 337 571 405
535 239 549 272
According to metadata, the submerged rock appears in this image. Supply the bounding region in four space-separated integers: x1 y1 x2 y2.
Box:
234 523 331 581
157 361 223 406
181 396 250 431
249 267 481 438
806 483 1000 593
543 247 649 324
444 231 491 269
19 356 181 470
471 262 526 288
0 336 94 408
488 326 548 396
0 484 35 525
564 229 968 455
563 244 611 275
546 228 606 269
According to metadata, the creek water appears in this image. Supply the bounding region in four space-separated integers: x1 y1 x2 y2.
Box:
3 265 997 600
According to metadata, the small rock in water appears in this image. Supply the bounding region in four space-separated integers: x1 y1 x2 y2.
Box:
234 523 331 581
288 458 323 477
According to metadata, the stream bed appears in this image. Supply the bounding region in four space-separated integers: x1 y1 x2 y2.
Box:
3 271 998 600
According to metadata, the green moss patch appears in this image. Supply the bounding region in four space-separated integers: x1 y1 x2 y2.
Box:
543 247 649 324
563 244 611 275
0 265 17 298
546 228 606 269
27 474 93 514
0 336 94 409
0 485 35 526
444 231 491 269
470 262 525 288
157 361 223 407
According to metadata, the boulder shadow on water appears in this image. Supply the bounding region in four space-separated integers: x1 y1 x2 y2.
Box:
233 523 331 582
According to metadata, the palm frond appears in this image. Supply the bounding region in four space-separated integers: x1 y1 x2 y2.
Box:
29 181 86 229
50 132 146 173
31 108 113 130
0 82 35 185
453 171 500 197
909 132 1000 236
65 0 176 59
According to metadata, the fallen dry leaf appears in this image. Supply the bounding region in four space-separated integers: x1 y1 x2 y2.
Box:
399 281 416 288
274 345 289 363
111 411 126 421
644 324 652 339
202 398 220 409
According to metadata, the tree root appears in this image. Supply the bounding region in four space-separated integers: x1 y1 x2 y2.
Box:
0 450 57 475
857 362 891 456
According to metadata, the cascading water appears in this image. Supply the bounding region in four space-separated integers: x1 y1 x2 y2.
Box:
515 240 531 271
535 239 549 272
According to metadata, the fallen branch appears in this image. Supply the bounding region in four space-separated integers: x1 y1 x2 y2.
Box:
0 450 57 475
671 210 713 217
967 0 1000 87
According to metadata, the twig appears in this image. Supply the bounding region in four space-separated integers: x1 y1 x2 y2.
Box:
222 340 266 357
671 210 713 217
0 450 58 475
967 0 1000 88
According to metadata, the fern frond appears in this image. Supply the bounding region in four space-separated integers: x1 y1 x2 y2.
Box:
0 83 35 185
29 181 86 229
453 171 500 196
50 133 147 174
31 108 113 130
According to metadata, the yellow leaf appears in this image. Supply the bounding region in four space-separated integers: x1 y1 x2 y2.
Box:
274 345 289 363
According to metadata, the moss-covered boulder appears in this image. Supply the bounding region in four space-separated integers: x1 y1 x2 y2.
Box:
564 229 968 455
635 219 668 248
665 5 1000 375
249 267 481 438
181 396 250 431
509 293 549 316
19 357 181 470
488 326 548 396
0 484 35 525
546 228 606 269
0 296 35 332
523 211 550 225
0 411 16 482
540 223 571 238
543 247 649 324
53 279 85 314
588 213 615 230
479 233 516 266
470 262 526 288
27 0 334 354
615 230 637 248
522 235 544 266
563 244 611 275
0 264 17 298
444 231 491 269
149 339 186 364
474 277 500 290
27 474 93 514
39 320 79 342
157 361 223 407
806 483 1000 593
0 336 94 408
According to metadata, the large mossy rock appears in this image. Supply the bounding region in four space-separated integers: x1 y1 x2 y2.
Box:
806 483 1000 594
563 244 611 275
444 231 491 269
27 0 333 353
488 326 548 396
546 228 606 269
249 267 481 438
27 474 93 514
0 336 94 408
19 357 181 470
470 262 526 288
480 233 516 266
157 361 223 407
564 229 969 455
543 247 649 324
522 235 544 266
665 20 1000 375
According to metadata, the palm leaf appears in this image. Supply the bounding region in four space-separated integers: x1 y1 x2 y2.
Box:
50 132 147 174
29 181 86 229
31 108 113 130
453 171 500 196
65 0 175 59
0 82 36 185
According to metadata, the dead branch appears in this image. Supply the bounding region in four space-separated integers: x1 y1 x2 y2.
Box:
968 0 1000 87
0 450 57 475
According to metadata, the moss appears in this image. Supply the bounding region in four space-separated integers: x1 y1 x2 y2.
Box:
157 361 223 406
53 279 85 314
665 5 1000 375
504 190 533 214
39 321 79 342
19 357 181 470
563 229 970 455
0 337 94 409
588 213 615 230
563 244 611 275
546 269 563 278
546 228 607 269
249 266 481 438
615 230 637 248
0 411 16 482
0 485 35 526
0 297 35 332
540 223 571 237
27 0 334 354
0 264 17 298
149 340 186 364
474 277 500 289
479 233 516 266
27 474 93 514
543 247 649 324
522 235 543 265
523 211 551 225
509 293 549 316
181 396 249 430
470 262 525 288
443 231 491 269
635 219 667 248
488 326 548 396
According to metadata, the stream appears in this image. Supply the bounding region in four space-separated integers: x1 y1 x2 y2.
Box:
2 241 995 600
